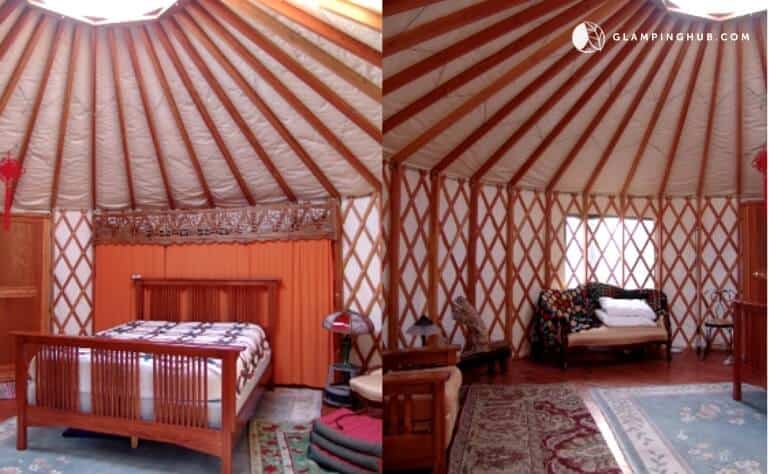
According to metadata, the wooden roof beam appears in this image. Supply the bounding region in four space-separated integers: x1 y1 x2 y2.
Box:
552 16 673 193
253 0 380 66
696 25 724 198
620 33 690 196
507 6 659 188
435 0 638 176
384 0 525 57
386 0 610 145
320 0 380 31
178 7 340 199
205 0 381 143
50 25 81 209
107 28 137 209
0 0 20 28
384 0 574 96
0 11 43 117
195 1 380 191
466 1 644 182
137 26 215 208
162 17 297 202
8 19 63 208
384 0 444 17
124 28 177 209
657 24 710 196
217 0 378 102
149 23 256 206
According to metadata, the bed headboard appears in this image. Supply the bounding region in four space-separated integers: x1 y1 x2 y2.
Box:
132 277 280 345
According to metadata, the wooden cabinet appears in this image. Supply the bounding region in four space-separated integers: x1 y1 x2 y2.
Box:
0 215 51 381
739 202 766 303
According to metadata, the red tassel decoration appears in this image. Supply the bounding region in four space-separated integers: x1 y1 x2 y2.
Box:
753 147 767 204
0 151 22 230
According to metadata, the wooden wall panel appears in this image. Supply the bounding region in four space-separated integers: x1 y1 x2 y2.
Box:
475 184 508 342
52 210 94 335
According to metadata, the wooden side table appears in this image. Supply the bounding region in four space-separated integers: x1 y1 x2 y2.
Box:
457 341 512 374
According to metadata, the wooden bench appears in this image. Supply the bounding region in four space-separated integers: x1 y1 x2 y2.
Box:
457 341 512 374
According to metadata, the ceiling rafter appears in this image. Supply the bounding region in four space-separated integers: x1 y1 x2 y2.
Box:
89 27 98 209
384 0 444 17
162 16 298 202
218 0 378 102
507 6 659 188
697 24 724 198
50 24 81 209
384 0 525 57
467 1 643 182
124 27 177 209
385 0 609 143
735 24 744 196
620 30 691 196
178 6 340 199
551 15 673 193
149 22 256 206
0 0 19 26
8 19 63 209
580 19 683 195
137 26 215 208
107 27 138 209
253 0 380 66
754 15 766 86
658 23 710 196
0 11 43 117
434 0 637 176
196 0 380 191
383 0 573 96
205 0 381 143
320 0 380 31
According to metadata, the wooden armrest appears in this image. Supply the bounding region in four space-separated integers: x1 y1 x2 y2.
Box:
383 345 460 372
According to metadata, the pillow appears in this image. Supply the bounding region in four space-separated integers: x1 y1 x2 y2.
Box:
598 297 656 320
595 309 657 327
539 288 600 333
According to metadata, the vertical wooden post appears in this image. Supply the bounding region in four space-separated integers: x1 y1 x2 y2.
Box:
387 163 403 350
504 185 514 347
467 180 480 306
544 191 553 288
427 173 441 326
735 36 744 299
581 193 589 284
220 351 237 474
14 335 27 450
696 196 704 350
333 198 344 310
620 194 626 286
656 196 665 291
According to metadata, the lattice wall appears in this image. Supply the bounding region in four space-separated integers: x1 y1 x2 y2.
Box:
52 210 94 335
341 194 384 370
386 166 744 355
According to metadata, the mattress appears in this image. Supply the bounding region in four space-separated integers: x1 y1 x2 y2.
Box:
29 321 271 428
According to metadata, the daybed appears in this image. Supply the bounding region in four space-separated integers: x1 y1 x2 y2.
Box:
14 277 279 474
532 282 672 368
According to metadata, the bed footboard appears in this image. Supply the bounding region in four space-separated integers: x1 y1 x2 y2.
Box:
13 332 243 474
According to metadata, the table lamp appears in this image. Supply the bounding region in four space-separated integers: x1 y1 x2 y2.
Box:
407 314 440 346
322 310 373 366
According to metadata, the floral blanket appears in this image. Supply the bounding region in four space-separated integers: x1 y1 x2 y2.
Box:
98 320 270 396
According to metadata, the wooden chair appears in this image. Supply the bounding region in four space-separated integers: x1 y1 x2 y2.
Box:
383 346 461 473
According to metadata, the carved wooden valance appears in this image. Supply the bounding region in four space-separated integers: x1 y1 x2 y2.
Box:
94 201 338 245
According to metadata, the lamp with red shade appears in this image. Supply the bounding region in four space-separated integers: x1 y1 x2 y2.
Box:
322 309 374 366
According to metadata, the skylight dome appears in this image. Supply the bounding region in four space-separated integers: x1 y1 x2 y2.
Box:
27 0 177 25
662 0 767 20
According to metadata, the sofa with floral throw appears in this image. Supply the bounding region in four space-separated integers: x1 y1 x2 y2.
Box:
532 282 672 368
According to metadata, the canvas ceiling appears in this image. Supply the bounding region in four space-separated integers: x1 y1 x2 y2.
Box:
383 0 767 198
0 0 382 211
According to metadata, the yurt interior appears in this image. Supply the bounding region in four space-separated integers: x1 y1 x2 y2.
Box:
382 1 767 473
0 0 384 473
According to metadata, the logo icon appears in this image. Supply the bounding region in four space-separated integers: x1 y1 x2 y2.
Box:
572 21 605 53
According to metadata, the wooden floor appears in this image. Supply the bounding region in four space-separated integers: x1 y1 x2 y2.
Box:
461 349 733 474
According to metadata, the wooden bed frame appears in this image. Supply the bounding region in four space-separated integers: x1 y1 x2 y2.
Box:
14 277 280 474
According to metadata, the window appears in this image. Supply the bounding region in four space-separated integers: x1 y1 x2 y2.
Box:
565 215 656 289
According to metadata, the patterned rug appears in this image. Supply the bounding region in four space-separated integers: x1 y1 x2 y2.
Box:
449 384 621 473
592 383 767 474
249 421 330 474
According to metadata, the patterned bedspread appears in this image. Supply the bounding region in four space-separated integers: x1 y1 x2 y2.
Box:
98 320 270 395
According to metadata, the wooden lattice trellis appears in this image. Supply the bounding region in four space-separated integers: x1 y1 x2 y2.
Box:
52 210 94 335
622 197 658 289
549 193 584 289
585 195 624 287
341 194 384 370
475 184 508 343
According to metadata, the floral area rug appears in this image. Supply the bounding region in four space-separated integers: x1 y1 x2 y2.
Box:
592 383 766 474
449 384 621 473
249 421 330 474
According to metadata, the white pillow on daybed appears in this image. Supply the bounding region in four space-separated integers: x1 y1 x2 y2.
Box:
598 296 656 320
595 309 657 327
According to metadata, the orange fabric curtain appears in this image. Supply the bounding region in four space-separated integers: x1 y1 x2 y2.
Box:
94 240 334 388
